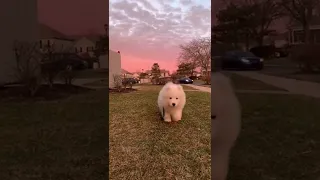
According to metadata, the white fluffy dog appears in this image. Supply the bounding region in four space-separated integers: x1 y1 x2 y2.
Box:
211 72 241 180
158 82 186 122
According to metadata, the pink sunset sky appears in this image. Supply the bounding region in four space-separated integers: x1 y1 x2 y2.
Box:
38 0 108 35
109 0 211 73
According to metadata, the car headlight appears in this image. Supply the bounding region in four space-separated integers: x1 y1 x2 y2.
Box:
241 58 250 63
260 58 264 62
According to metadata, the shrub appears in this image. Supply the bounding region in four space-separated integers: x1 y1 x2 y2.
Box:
151 77 160 85
13 41 42 96
290 44 320 72
159 77 171 85
122 78 133 89
202 74 211 85
113 74 122 92
60 65 75 85
41 59 65 88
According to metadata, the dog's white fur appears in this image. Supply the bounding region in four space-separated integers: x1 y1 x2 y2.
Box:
158 82 186 122
211 73 241 180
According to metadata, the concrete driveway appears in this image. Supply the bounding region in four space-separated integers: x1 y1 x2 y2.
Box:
230 71 320 98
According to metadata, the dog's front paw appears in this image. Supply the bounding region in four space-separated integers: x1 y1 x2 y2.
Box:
164 118 172 122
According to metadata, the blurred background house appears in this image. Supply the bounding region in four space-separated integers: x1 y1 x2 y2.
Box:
121 69 133 78
39 23 74 52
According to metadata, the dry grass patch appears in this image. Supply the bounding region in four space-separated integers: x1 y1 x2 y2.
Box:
109 86 211 179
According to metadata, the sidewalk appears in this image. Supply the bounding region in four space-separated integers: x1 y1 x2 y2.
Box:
184 84 211 93
231 71 320 98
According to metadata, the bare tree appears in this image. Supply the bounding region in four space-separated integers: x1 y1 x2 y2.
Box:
13 41 42 96
279 0 320 44
40 43 72 88
247 0 283 46
179 38 211 84
151 63 161 85
113 74 122 92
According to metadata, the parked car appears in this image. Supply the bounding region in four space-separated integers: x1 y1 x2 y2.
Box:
122 78 138 85
274 47 289 58
189 75 199 80
178 77 193 84
250 45 276 58
221 51 264 70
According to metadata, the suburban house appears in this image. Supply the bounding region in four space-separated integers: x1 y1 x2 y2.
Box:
201 64 211 76
132 72 140 79
272 32 289 48
288 15 320 44
39 23 74 52
160 69 170 77
109 50 121 88
121 69 133 78
0 0 38 85
144 69 170 78
73 36 100 57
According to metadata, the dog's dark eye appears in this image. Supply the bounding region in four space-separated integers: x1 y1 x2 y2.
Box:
176 98 178 99
169 97 172 99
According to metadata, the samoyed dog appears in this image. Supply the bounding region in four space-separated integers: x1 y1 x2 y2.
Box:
211 72 241 180
158 82 186 122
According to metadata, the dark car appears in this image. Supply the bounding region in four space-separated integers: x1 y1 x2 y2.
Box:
221 51 264 70
123 78 138 85
274 47 289 58
178 77 193 84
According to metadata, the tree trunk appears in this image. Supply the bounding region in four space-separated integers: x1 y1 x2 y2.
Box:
304 6 313 44
257 34 264 47
303 23 311 44
245 31 250 51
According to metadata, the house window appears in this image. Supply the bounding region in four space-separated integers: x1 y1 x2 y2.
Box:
75 47 78 53
39 40 42 48
293 30 304 43
80 47 82 52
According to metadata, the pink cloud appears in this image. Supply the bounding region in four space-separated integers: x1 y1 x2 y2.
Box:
109 0 210 74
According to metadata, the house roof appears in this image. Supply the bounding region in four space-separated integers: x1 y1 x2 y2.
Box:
68 34 102 43
121 69 133 74
160 69 169 73
39 23 74 41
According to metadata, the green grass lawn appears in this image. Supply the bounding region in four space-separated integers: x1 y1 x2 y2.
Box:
224 72 287 91
229 93 320 180
109 85 211 179
0 90 108 179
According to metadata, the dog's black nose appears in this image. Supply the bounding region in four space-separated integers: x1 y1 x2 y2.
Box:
172 103 176 106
